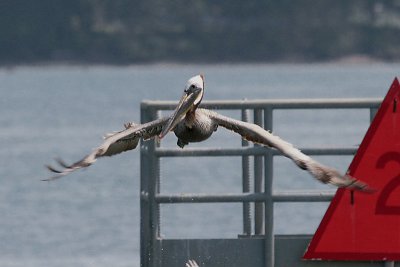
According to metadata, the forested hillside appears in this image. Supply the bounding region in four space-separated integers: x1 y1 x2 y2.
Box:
1 0 400 64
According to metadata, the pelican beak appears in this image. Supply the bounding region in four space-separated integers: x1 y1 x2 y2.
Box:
159 87 202 139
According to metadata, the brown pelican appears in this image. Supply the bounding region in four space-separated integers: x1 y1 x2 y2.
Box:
45 75 369 191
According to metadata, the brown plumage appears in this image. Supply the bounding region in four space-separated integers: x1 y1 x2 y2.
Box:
45 75 370 192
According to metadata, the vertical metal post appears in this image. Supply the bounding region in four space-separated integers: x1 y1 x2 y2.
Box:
140 105 159 267
241 109 252 235
254 109 264 235
140 105 151 267
153 111 162 267
264 107 274 267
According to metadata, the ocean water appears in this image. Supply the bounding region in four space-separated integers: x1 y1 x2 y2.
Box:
0 63 399 267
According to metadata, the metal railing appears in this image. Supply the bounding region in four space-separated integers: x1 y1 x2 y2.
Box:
140 98 383 267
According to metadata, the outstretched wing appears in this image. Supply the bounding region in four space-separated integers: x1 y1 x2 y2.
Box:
207 109 369 191
45 117 169 181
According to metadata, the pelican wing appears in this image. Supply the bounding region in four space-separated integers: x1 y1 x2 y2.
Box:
45 117 169 181
207 110 369 191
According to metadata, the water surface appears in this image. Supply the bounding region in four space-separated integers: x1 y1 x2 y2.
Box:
0 63 399 266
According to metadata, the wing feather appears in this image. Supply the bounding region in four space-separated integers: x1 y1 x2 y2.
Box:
207 110 369 191
44 117 169 181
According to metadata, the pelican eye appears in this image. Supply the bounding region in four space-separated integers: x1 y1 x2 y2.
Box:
185 84 197 94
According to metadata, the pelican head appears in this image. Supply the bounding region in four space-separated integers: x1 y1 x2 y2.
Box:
159 74 204 138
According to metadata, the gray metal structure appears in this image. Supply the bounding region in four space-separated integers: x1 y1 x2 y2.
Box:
140 98 397 267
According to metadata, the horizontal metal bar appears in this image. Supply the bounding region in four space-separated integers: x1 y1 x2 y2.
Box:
272 190 335 202
155 193 266 203
155 146 357 157
155 146 266 157
153 190 335 204
142 98 382 110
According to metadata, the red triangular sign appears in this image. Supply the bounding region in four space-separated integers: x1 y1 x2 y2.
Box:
304 78 400 261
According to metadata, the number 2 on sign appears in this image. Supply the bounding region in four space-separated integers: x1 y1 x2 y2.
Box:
375 151 400 214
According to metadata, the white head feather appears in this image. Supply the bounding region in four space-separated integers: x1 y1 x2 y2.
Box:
185 74 204 105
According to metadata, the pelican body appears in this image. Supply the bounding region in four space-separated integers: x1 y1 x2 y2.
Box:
174 110 218 148
45 75 370 192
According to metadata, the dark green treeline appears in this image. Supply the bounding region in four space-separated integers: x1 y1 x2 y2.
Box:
1 0 400 64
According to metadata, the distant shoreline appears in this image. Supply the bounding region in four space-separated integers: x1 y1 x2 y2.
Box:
0 54 396 69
